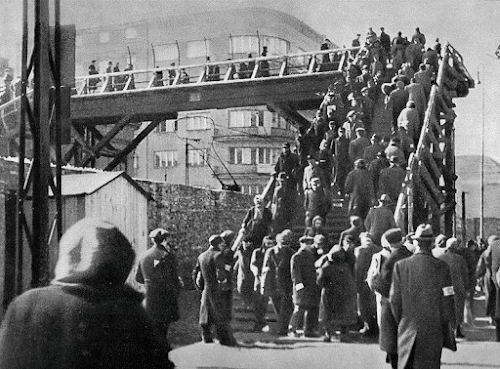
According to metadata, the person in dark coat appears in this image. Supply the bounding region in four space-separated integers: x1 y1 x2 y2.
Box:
364 194 397 246
390 224 457 369
334 127 351 195
304 177 331 227
385 80 409 133
344 158 375 221
136 228 182 347
275 142 301 191
379 27 391 58
192 235 237 346
88 60 100 93
271 173 296 234
338 215 364 248
355 232 382 338
235 238 255 307
378 155 406 204
368 151 390 196
349 127 371 163
241 194 273 247
250 236 276 332
372 228 413 369
317 244 358 342
261 230 296 335
438 238 470 338
289 235 322 337
0 218 174 369
219 230 237 318
363 133 384 165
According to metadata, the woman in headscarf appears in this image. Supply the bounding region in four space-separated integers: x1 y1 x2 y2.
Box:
0 218 174 369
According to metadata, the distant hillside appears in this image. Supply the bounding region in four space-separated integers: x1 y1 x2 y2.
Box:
456 155 500 218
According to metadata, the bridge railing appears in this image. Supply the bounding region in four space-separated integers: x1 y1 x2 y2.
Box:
394 41 474 236
74 46 359 96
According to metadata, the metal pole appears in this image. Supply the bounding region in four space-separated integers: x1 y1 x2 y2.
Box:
185 138 189 186
462 191 467 243
480 67 485 241
151 43 156 67
55 0 63 243
175 40 181 66
32 0 52 287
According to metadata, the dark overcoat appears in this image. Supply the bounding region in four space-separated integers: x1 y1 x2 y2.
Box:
390 251 456 369
378 165 406 202
242 206 273 246
317 250 358 327
193 246 231 325
438 249 469 325
0 285 170 369
344 167 374 219
235 246 255 304
291 247 321 308
136 246 181 324
477 247 496 317
377 246 412 354
261 245 295 296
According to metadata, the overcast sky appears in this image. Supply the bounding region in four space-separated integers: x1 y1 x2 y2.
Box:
2 0 500 161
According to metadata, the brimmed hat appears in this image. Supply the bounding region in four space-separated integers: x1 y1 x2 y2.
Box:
446 237 459 249
209 234 223 247
149 228 169 242
299 235 314 244
382 228 403 247
355 127 365 132
412 224 435 241
277 230 293 244
379 193 392 204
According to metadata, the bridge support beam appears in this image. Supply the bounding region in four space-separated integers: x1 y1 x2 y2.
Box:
266 102 310 133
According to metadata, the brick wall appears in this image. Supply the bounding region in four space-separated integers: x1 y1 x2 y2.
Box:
136 179 253 287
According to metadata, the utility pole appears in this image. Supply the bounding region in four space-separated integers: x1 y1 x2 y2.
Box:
185 138 189 186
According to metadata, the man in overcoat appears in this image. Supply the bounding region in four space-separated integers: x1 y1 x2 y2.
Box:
289 236 322 337
261 230 296 336
390 224 456 369
136 228 182 349
374 228 413 369
355 232 382 338
192 235 237 346
344 158 374 221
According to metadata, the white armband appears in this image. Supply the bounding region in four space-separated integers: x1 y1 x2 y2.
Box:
442 286 455 296
224 264 231 272
295 283 304 291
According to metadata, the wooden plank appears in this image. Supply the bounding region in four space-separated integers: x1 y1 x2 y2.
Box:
419 164 444 204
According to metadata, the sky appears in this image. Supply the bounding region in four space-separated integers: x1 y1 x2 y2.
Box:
1 0 500 163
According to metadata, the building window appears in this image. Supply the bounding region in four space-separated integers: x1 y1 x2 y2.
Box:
156 43 178 63
187 40 209 59
262 36 290 55
156 120 177 133
99 32 110 43
188 149 207 166
186 115 209 130
228 109 264 128
271 112 288 129
125 28 138 39
257 148 273 164
154 150 178 168
229 148 256 165
230 36 260 55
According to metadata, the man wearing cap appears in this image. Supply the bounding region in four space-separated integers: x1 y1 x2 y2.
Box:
136 228 182 348
390 224 456 368
355 232 382 338
432 234 448 258
345 158 374 221
274 142 300 191
349 127 371 163
437 238 469 338
369 228 412 369
378 155 406 206
271 173 295 234
342 110 364 141
363 133 383 165
364 194 397 246
368 150 390 196
192 235 237 346
334 126 351 195
304 177 331 228
290 235 322 337
303 154 326 192
261 230 295 336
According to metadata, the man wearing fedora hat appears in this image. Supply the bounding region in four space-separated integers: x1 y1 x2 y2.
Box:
364 194 397 246
390 224 456 368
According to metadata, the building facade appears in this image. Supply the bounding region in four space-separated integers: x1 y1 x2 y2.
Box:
75 8 326 193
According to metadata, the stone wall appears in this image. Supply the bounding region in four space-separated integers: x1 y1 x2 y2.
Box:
136 179 253 287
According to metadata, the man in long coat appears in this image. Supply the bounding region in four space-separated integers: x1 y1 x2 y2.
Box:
379 155 406 204
477 235 499 338
136 228 181 348
335 127 351 195
289 236 322 337
355 232 382 338
390 224 456 369
364 194 397 246
344 158 374 221
261 230 296 336
192 235 237 346
374 228 413 369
